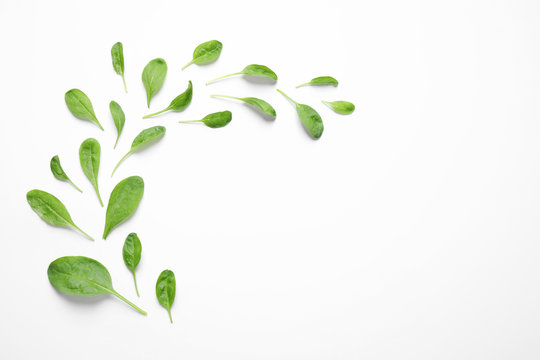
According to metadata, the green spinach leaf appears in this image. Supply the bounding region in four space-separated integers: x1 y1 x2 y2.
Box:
142 58 167 108
322 100 355 115
65 89 103 130
211 94 276 119
182 40 223 70
26 189 93 241
50 155 82 192
103 176 144 239
206 64 277 85
143 81 193 119
156 269 176 323
48 256 146 315
277 89 324 139
111 42 127 92
110 101 125 148
123 233 142 297
296 76 339 88
179 111 232 128
79 138 103 206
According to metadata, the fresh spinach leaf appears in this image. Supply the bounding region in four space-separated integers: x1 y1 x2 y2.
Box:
110 101 125 149
206 64 277 85
179 111 232 128
322 100 355 115
79 138 103 206
296 76 338 88
181 40 223 70
277 89 324 139
111 42 127 92
26 189 93 241
111 126 166 176
211 94 276 119
142 58 167 108
156 269 176 323
50 155 82 192
143 81 193 119
65 89 103 130
123 233 142 297
48 256 146 315
103 176 144 239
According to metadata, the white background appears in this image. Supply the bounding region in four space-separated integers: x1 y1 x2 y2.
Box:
1 0 539 358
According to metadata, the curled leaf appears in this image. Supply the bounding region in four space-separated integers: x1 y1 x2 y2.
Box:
50 155 82 192
79 138 103 206
179 111 232 128
206 64 277 85
182 40 223 70
143 81 193 119
110 101 125 148
296 76 338 88
277 89 324 139
111 42 127 92
156 269 176 323
322 100 355 115
211 94 276 119
123 233 142 297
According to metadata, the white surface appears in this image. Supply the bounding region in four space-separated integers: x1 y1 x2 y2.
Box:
1 0 539 358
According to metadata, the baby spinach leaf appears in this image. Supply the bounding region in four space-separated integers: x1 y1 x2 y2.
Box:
143 81 193 119
79 138 103 206
111 126 166 176
65 89 103 130
142 58 167 108
26 189 93 241
179 111 232 128
206 64 277 85
182 40 223 70
211 94 276 119
123 233 142 297
103 176 144 239
111 42 127 92
277 89 324 139
50 155 82 192
322 100 355 115
48 256 146 315
156 269 176 323
110 101 125 149
296 76 339 88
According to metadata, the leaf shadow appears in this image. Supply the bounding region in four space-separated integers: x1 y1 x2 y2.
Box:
53 288 107 306
243 76 277 85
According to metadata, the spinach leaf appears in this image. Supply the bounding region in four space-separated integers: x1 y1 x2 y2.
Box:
296 76 339 88
179 111 232 128
111 42 127 92
110 101 125 149
48 256 146 315
276 89 324 139
26 189 93 241
111 126 166 176
143 81 193 119
79 138 103 206
206 64 277 85
50 155 82 192
142 58 167 108
65 89 103 130
103 176 144 239
123 233 142 297
322 100 355 115
156 270 176 323
211 94 276 119
181 40 223 70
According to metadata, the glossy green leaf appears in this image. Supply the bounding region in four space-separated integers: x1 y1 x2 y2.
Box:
103 176 144 239
277 89 324 139
142 58 167 108
50 155 82 192
26 189 93 240
156 269 176 323
111 126 166 176
65 89 103 130
123 233 142 297
48 256 146 315
110 101 125 149
206 64 277 85
322 100 355 115
143 81 193 119
211 94 276 119
296 76 339 88
79 138 103 206
179 111 232 128
182 40 223 70
111 42 127 92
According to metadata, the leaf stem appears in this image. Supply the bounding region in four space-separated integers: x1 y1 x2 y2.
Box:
94 118 104 131
296 82 310 88
111 290 147 315
73 225 95 241
181 60 193 71
68 179 83 193
122 75 127 93
206 72 242 85
142 107 169 119
178 120 202 123
114 135 120 149
168 309 173 323
111 151 131 177
132 271 140 297
211 94 242 101
94 184 103 207
276 89 298 105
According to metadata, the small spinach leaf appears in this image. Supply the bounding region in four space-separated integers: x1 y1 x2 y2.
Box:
65 89 103 130
123 233 142 297
182 40 223 70
110 101 125 149
103 176 144 239
296 76 339 88
142 58 167 108
143 81 193 119
26 189 93 241
156 269 176 323
211 94 276 119
79 138 103 206
50 155 82 192
48 256 146 314
277 89 324 139
206 64 277 85
179 111 232 128
322 100 355 115
111 42 127 92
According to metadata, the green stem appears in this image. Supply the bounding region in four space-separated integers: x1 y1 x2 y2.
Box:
211 94 242 101
111 290 147 315
122 75 127 93
114 135 120 149
181 60 193 71
72 225 95 241
168 309 173 323
94 184 103 207
296 82 310 88
132 271 140 297
68 179 83 193
94 119 104 131
111 151 131 177
206 72 242 85
178 120 202 123
276 89 298 105
321 100 332 108
142 107 169 119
